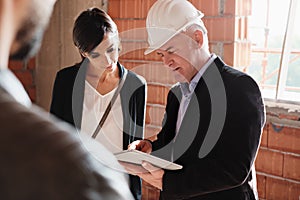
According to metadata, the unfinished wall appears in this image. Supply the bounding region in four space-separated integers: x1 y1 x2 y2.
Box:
107 0 300 200
256 104 300 200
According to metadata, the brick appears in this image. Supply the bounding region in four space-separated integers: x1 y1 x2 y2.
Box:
119 27 147 41
120 0 142 18
141 0 156 18
146 105 165 126
189 0 220 16
234 40 251 67
114 19 146 33
145 106 151 124
108 0 121 18
121 60 174 86
238 17 245 40
13 70 34 87
210 42 223 58
119 42 147 57
255 148 283 176
223 43 234 66
260 124 269 147
26 57 36 70
24 86 36 103
235 0 242 16
266 177 289 200
266 177 300 200
234 42 242 67
289 182 300 200
238 0 251 16
126 61 176 85
278 113 300 121
147 85 169 105
244 17 249 39
119 42 161 61
120 61 143 70
205 17 236 41
244 40 251 66
224 0 236 15
268 125 300 154
8 60 24 70
283 154 300 181
110 0 156 19
120 48 151 61
257 174 266 199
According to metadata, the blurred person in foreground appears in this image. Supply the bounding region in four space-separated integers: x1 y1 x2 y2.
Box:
123 0 266 199
50 8 146 200
0 0 133 199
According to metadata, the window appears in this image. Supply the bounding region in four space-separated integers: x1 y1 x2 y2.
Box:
248 0 300 103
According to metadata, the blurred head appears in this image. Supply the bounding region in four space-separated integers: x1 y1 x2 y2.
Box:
73 8 120 70
9 0 57 60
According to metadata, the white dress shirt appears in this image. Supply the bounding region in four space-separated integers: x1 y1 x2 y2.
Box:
175 54 217 136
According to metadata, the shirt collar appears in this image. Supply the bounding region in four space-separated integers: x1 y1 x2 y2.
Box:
180 53 217 97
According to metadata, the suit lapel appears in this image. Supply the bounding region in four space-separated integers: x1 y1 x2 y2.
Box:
173 57 226 160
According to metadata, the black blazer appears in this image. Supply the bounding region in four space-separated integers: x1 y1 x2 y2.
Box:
50 61 146 200
152 57 265 200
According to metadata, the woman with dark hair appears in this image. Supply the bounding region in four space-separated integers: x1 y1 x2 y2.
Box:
50 8 146 200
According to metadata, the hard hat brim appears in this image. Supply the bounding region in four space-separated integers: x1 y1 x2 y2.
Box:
144 28 178 55
144 15 205 55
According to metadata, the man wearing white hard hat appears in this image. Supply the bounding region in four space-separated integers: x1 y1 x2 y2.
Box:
127 0 266 199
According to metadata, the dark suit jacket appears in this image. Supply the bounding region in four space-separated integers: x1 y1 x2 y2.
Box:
50 61 146 200
152 57 265 200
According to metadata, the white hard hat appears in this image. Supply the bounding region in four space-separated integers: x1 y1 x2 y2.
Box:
145 0 206 55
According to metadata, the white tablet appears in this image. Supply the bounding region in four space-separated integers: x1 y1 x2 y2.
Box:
114 150 182 170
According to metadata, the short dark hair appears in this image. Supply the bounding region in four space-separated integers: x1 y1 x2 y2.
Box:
73 8 117 53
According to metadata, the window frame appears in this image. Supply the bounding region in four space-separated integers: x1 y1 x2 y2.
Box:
249 0 300 104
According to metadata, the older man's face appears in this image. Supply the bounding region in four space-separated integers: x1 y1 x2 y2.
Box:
10 0 56 60
156 32 199 83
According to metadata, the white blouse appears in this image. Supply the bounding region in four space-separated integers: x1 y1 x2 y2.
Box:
81 80 123 153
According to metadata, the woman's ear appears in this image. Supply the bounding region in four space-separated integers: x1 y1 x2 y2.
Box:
194 30 203 47
81 51 89 58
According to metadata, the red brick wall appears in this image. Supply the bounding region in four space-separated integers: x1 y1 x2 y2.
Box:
108 0 300 200
8 58 36 102
256 111 300 200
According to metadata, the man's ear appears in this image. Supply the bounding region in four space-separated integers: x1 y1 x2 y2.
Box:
194 30 203 47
